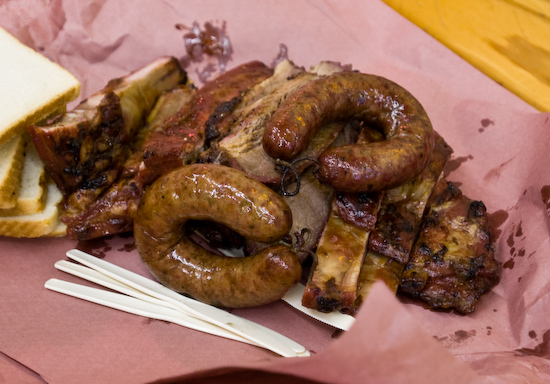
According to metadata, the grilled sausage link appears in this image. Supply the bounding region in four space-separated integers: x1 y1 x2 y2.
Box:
133 163 301 308
262 71 434 192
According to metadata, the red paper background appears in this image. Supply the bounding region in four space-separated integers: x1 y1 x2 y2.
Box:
1 1 549 383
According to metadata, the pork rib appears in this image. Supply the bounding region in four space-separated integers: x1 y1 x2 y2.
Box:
399 179 500 313
61 85 195 239
368 132 453 264
28 57 187 197
353 132 453 309
301 192 382 313
62 62 273 240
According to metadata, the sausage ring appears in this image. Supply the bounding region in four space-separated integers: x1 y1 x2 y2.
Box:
133 163 302 308
262 71 435 192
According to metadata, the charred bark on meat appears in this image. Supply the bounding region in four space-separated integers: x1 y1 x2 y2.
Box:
399 179 500 314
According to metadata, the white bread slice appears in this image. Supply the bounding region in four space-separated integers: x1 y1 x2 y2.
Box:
0 27 80 145
0 180 63 238
0 137 47 215
47 220 67 237
0 134 26 208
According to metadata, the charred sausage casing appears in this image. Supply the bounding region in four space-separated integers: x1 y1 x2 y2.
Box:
133 163 302 308
262 71 435 192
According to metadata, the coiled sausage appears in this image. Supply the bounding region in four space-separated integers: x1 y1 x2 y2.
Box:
133 163 301 308
262 71 434 192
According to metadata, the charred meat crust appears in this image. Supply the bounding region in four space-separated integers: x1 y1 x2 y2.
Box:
29 91 126 195
61 84 196 240
399 179 500 313
367 132 453 264
62 62 272 240
335 192 380 231
29 57 187 196
138 61 273 185
34 57 499 314
302 195 381 313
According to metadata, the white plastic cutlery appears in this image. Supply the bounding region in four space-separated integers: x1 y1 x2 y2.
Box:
45 278 255 345
54 260 179 310
46 249 309 358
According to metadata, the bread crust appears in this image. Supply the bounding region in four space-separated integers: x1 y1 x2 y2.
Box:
0 27 80 146
0 135 26 209
0 181 63 238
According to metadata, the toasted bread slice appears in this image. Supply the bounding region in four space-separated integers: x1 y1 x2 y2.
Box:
0 180 63 238
0 138 48 215
0 27 80 146
0 135 26 208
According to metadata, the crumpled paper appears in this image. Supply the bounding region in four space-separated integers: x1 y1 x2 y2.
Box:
0 1 549 383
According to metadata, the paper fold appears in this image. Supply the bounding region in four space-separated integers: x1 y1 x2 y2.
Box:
0 1 549 383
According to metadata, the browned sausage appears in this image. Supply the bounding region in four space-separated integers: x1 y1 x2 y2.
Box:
262 71 434 192
133 163 301 308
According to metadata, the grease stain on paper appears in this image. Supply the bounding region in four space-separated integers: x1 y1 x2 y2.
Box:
143 318 171 326
77 234 136 258
516 330 550 358
479 118 495 133
503 258 515 269
118 241 136 253
114 232 137 253
542 185 550 218
444 155 473 178
76 237 112 258
502 218 535 276
515 222 523 237
487 209 509 242
434 329 477 349
488 209 510 267
483 156 515 181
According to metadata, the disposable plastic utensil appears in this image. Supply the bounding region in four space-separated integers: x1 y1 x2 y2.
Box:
55 260 240 327
65 249 309 357
45 278 255 345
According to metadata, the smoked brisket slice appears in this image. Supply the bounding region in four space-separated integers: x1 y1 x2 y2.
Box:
212 60 349 187
137 61 273 185
244 167 335 263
